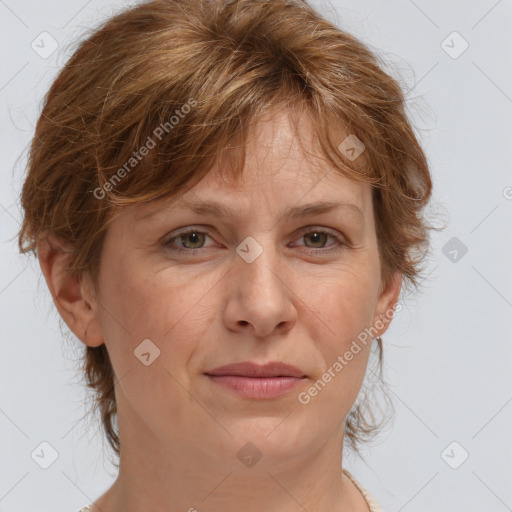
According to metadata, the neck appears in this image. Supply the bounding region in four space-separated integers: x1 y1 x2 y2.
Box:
92 394 368 512
94 429 366 510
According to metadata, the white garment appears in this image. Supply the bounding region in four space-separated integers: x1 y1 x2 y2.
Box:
343 468 386 512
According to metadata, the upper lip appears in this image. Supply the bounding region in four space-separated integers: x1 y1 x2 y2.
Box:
205 361 306 378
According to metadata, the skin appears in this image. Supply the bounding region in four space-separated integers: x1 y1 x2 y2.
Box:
39 109 401 512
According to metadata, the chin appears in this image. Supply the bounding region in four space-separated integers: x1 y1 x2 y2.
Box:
223 417 308 459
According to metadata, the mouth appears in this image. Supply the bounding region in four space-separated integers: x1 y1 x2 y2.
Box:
204 361 307 399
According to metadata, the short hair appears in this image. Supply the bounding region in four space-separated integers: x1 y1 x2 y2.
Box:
18 0 433 464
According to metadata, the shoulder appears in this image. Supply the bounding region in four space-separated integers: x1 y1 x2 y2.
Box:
342 468 387 512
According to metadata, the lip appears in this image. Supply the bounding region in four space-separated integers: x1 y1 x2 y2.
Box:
205 361 306 378
205 361 307 400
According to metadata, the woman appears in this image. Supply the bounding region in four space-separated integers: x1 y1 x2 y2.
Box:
18 0 432 510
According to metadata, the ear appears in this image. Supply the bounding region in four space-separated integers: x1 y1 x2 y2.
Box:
372 271 403 338
37 234 104 347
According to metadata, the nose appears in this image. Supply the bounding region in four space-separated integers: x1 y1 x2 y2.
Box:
223 242 298 338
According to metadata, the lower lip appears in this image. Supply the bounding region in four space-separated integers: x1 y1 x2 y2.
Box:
206 375 305 399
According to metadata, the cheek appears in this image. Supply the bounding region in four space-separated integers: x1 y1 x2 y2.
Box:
309 262 379 342
96 256 218 377
302 266 379 405
94 260 220 436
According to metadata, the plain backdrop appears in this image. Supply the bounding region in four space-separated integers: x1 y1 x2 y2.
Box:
1 1 511 511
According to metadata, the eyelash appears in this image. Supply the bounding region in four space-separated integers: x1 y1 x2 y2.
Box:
163 227 347 255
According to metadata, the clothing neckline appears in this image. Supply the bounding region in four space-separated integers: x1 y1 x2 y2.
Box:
342 468 384 512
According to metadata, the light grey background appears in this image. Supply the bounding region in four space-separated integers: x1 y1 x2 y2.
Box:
1 0 511 511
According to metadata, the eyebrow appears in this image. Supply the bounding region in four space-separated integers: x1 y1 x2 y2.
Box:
139 199 363 222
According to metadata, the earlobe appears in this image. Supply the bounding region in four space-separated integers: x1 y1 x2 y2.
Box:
37 235 104 347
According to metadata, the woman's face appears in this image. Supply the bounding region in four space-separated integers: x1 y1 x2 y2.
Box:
79 110 401 472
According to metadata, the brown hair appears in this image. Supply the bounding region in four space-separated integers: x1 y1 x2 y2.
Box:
18 0 433 464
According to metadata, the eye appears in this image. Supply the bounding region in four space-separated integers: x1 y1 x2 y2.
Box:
291 228 346 254
163 227 347 255
164 229 214 253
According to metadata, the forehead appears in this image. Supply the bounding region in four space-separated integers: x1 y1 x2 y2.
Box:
131 108 372 221
215 108 362 183
132 171 370 231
